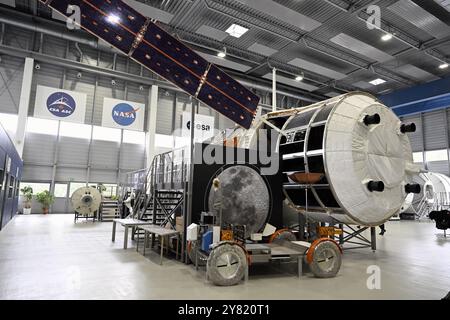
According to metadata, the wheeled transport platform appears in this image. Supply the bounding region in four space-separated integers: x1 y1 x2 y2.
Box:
191 235 342 286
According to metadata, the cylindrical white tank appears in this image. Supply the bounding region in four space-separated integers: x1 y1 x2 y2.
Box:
224 92 420 226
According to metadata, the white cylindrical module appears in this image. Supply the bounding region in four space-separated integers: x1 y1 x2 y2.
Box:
71 186 102 216
403 172 450 216
232 92 420 227
429 173 450 207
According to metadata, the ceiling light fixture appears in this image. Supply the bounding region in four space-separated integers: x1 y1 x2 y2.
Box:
439 63 449 69
295 75 304 82
217 47 227 58
369 78 387 86
225 24 249 38
381 33 393 41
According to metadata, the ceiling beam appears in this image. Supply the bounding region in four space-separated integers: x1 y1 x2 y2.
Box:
203 0 414 87
410 0 450 26
357 10 449 65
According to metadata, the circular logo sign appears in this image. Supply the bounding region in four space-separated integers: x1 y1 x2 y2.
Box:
46 92 76 118
112 103 138 126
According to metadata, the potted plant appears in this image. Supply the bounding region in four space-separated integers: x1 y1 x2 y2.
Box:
20 186 33 215
97 184 107 194
35 190 55 215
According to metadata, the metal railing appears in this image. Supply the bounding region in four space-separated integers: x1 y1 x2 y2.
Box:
414 192 450 220
119 147 191 219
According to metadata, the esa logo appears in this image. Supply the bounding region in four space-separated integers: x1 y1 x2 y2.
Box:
112 103 139 126
46 92 76 118
187 121 211 132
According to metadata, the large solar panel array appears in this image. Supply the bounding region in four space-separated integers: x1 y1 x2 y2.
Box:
40 0 259 128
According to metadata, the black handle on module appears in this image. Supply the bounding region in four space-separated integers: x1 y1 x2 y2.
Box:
405 184 421 194
364 114 381 126
401 123 416 133
368 181 385 192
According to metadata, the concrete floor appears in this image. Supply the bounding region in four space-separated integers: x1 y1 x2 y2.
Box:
0 214 448 300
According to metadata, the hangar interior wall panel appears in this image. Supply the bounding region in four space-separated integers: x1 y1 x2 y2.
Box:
23 133 56 165
127 84 148 105
401 114 423 152
0 55 24 114
94 78 117 126
89 169 117 184
42 34 67 58
174 96 188 131
80 45 102 67
199 103 214 117
115 55 130 74
128 61 142 77
52 199 68 215
130 85 150 129
427 161 449 175
98 51 115 70
55 167 87 182
21 165 53 182
90 140 120 169
446 110 450 144
29 63 64 115
156 92 176 135
58 137 90 166
120 143 146 170
118 172 127 185
4 25 32 51
65 70 96 124
423 110 447 150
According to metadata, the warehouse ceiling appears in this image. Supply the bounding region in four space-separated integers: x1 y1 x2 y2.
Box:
5 0 450 98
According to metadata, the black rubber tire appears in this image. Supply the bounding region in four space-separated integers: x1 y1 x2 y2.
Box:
308 241 341 278
207 242 247 286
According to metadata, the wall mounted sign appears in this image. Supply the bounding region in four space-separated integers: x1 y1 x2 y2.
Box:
102 98 145 131
182 112 215 142
34 85 87 123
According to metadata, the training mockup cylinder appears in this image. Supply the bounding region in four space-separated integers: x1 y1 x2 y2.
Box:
278 93 417 226
232 92 418 227
71 187 102 216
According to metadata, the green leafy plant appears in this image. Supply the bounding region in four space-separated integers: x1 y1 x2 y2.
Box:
20 186 33 208
35 191 55 214
110 195 118 201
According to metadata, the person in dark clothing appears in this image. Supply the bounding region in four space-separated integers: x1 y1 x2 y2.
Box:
379 224 386 236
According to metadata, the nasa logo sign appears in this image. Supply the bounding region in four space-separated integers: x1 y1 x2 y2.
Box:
112 103 139 126
46 92 76 118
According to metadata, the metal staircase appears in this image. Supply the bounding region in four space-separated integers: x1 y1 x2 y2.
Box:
116 148 191 262
99 199 120 221
140 190 184 228
120 148 189 236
